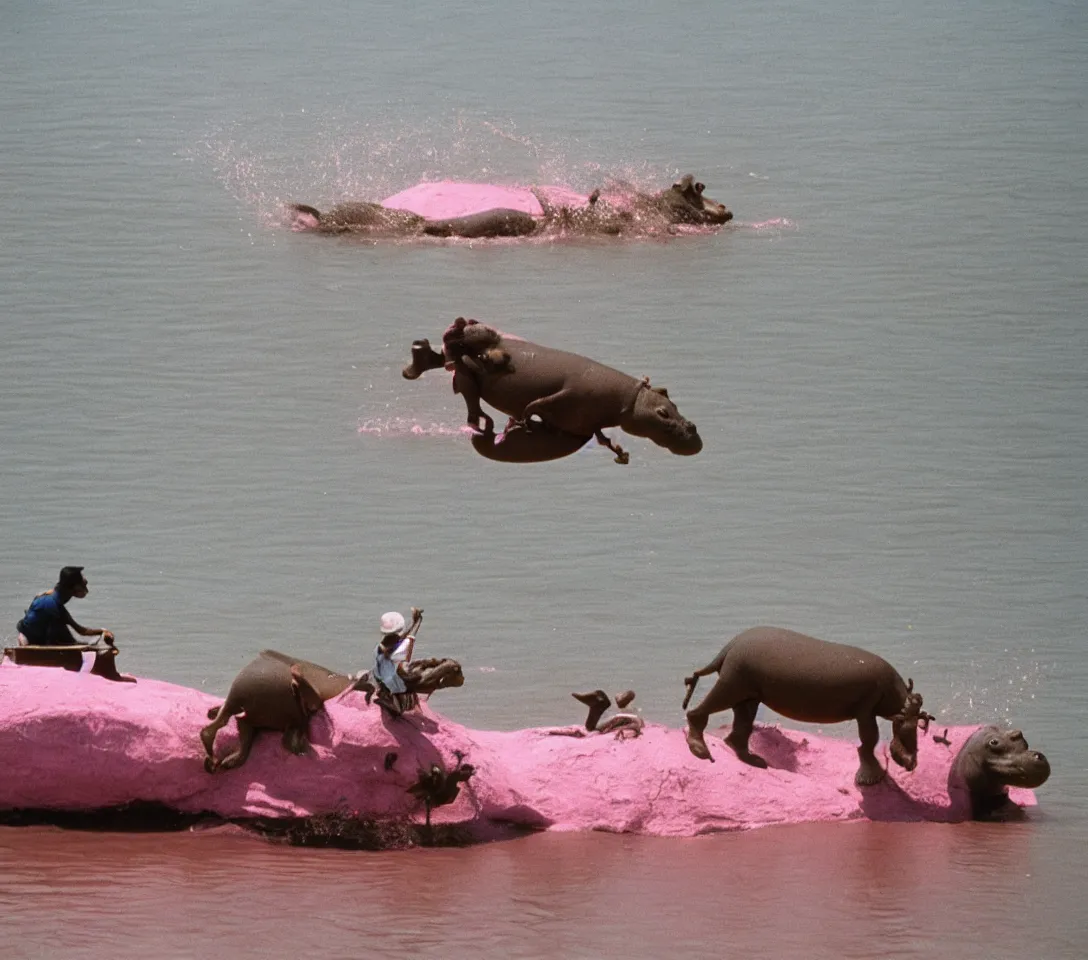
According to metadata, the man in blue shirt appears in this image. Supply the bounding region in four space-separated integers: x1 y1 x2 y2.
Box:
17 566 115 648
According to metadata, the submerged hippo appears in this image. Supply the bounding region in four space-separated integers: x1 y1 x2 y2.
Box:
682 626 934 786
288 174 732 239
949 725 1051 820
403 317 703 464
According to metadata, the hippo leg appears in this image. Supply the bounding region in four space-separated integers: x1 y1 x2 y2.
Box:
200 696 243 771
854 713 886 786
215 718 258 772
685 669 766 767
722 700 766 768
452 366 495 432
402 339 447 381
593 429 629 465
281 725 310 755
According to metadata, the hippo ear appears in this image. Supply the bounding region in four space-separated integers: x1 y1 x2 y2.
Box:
695 182 706 194
651 385 670 398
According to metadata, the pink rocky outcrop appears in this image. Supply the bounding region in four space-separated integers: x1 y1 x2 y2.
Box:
0 665 1036 839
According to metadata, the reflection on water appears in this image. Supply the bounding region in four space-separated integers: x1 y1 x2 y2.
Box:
0 822 1083 960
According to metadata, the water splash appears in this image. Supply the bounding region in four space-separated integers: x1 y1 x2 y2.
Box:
357 418 475 440
192 111 764 242
743 217 798 231
928 651 1048 726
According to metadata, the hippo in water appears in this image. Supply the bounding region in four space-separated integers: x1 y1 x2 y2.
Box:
948 725 1051 820
288 175 732 239
402 317 703 464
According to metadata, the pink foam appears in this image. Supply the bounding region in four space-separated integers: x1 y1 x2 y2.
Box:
357 418 474 439
381 181 591 220
0 665 1037 836
743 217 798 231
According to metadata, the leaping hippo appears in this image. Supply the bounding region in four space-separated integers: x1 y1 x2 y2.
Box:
948 725 1051 820
682 626 934 786
288 174 732 239
402 317 703 464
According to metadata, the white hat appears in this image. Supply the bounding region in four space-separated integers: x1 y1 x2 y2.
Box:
379 611 406 636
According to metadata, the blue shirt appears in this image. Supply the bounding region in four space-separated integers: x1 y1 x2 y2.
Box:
373 638 411 694
17 591 68 645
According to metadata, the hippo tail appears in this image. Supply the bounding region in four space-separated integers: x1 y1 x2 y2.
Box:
288 204 323 231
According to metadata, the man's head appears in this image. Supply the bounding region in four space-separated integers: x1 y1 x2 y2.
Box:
58 566 88 598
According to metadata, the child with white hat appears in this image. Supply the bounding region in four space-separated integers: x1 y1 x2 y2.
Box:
373 606 423 716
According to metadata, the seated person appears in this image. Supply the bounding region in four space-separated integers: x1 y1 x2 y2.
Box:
17 566 115 648
372 607 423 716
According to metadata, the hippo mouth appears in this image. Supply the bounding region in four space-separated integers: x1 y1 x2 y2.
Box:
667 432 704 456
704 205 733 225
653 422 703 456
989 752 1051 789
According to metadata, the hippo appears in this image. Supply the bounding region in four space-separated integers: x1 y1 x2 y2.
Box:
402 318 703 464
200 650 344 773
288 174 732 239
200 650 466 772
682 626 934 786
948 725 1051 820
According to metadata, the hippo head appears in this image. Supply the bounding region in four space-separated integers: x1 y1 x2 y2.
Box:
623 380 703 456
660 175 733 225
889 681 934 771
974 727 1051 790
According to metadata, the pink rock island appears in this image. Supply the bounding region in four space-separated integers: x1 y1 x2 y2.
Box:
0 665 1038 846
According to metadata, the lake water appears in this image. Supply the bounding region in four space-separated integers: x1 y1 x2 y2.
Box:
1 0 1085 956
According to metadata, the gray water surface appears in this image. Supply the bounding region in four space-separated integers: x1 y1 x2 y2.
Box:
1 0 1086 955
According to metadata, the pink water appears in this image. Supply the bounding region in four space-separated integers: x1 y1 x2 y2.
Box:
1 821 1080 960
